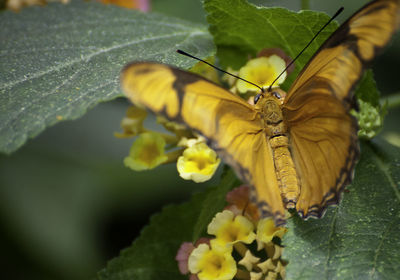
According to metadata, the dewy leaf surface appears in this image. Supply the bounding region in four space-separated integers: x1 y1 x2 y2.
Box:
0 0 214 154
97 169 240 280
284 140 400 279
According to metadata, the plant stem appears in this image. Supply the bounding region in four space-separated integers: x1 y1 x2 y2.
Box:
164 148 185 164
380 92 400 110
301 0 310 10
158 132 179 145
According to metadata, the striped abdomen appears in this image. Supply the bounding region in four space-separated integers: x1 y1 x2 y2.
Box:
269 135 300 209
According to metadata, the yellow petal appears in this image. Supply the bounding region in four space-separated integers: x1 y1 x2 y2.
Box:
258 259 275 274
208 210 256 249
237 56 287 93
256 218 287 244
238 250 260 271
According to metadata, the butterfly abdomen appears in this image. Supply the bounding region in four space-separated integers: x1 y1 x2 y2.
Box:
261 96 300 209
269 135 300 209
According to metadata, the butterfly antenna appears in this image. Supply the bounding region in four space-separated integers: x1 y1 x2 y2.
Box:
177 49 265 93
267 6 344 92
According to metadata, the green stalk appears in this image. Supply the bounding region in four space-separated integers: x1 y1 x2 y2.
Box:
164 148 185 164
380 92 400 110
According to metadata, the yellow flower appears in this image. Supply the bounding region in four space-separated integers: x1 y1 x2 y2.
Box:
188 243 236 280
123 132 168 171
177 142 220 183
208 210 256 249
256 218 287 249
115 106 147 138
236 56 286 93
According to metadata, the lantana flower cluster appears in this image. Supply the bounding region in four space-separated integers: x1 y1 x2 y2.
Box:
117 49 290 184
176 185 287 280
116 107 220 183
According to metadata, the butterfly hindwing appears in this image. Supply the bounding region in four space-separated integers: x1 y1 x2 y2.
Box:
283 91 359 218
282 0 400 218
121 62 286 225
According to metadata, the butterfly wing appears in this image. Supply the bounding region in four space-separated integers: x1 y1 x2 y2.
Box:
121 62 286 225
283 0 400 218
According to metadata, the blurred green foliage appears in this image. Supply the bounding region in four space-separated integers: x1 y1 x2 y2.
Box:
0 99 215 279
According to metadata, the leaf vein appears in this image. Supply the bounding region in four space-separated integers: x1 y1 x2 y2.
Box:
0 31 207 91
371 145 400 203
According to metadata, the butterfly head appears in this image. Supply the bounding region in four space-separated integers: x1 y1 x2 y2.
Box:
254 88 286 105
254 88 287 127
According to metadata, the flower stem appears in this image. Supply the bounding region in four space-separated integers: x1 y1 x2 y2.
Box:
380 92 400 110
159 132 179 145
140 128 179 145
164 148 185 164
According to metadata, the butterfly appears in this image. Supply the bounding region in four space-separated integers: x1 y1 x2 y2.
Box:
120 0 400 226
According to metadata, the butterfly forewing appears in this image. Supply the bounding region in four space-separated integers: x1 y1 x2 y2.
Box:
121 62 286 225
282 0 400 218
348 0 400 61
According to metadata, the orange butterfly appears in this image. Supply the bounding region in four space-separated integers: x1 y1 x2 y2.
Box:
121 0 400 225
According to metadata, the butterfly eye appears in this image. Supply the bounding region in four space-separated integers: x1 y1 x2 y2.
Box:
272 91 281 99
254 94 261 104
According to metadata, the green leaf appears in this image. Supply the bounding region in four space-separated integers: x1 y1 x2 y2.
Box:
356 70 380 107
0 0 214 154
97 169 240 280
283 139 400 279
204 0 338 90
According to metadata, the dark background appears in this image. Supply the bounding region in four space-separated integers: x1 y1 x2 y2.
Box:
1 0 399 279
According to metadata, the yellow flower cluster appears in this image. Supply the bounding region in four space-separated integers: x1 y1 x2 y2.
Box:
177 186 288 280
116 106 220 182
